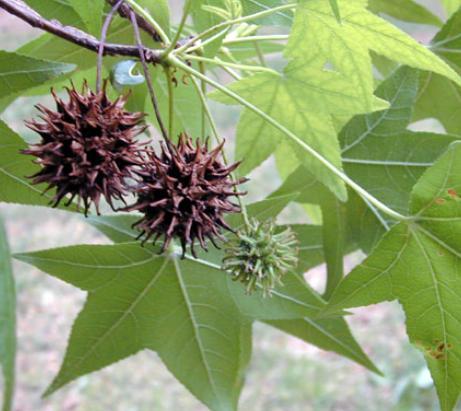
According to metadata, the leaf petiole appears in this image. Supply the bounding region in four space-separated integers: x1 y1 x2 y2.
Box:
223 34 290 45
190 76 251 228
182 54 278 74
173 3 297 55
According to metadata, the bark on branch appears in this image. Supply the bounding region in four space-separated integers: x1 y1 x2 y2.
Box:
0 0 163 63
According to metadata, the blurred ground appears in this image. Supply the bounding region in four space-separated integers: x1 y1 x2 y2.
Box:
0 1 458 410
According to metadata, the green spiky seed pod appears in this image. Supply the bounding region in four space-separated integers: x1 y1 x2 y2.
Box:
223 219 299 296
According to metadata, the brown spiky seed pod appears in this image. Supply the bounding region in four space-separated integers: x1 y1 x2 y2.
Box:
22 82 146 215
125 133 246 257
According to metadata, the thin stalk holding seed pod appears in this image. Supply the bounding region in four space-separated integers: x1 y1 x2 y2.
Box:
97 0 126 93
190 76 251 228
163 65 175 139
129 10 169 141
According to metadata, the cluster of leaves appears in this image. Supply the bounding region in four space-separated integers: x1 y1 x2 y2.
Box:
1 1 461 411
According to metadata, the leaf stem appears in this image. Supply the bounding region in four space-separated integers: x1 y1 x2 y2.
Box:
164 0 192 55
96 0 125 93
185 27 230 54
169 55 409 222
223 35 289 45
130 10 169 141
190 77 251 228
198 59 207 138
183 54 277 74
254 41 267 67
163 65 175 138
174 3 297 55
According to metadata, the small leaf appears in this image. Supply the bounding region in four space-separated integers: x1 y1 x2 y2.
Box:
110 60 145 91
0 51 74 98
0 215 16 411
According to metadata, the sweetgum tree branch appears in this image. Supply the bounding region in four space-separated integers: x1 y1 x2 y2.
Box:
0 0 163 63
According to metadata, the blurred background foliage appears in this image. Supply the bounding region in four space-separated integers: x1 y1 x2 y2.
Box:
0 0 459 410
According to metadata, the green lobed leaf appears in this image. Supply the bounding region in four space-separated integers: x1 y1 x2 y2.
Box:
0 215 16 411
272 66 461 253
210 55 389 201
0 51 75 99
85 201 378 375
287 0 461 112
15 245 251 411
341 66 461 215
326 142 461 411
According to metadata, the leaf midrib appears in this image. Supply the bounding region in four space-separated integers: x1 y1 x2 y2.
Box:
173 258 223 408
50 258 169 393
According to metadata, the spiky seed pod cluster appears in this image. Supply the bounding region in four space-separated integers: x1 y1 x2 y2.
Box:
223 219 299 296
124 133 246 257
23 82 146 215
